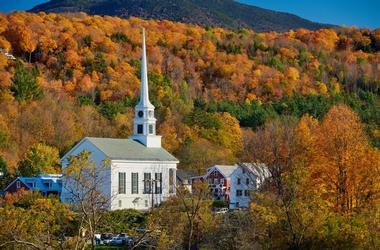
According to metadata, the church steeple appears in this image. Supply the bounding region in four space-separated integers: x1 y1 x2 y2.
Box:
129 28 162 148
139 28 154 109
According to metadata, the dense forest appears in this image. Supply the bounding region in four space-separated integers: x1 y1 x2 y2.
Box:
0 12 379 249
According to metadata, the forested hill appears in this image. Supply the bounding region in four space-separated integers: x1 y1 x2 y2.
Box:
30 0 331 32
0 12 379 174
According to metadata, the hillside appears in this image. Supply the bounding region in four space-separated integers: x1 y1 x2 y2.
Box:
0 12 379 172
30 0 331 32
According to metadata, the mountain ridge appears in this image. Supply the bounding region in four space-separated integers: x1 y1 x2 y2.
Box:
30 0 333 32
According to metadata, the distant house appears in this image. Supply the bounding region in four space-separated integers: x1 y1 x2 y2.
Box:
176 169 196 192
193 163 270 209
3 174 63 197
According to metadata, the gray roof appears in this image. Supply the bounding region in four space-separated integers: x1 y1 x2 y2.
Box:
176 169 197 181
208 165 239 178
86 137 178 162
239 163 271 184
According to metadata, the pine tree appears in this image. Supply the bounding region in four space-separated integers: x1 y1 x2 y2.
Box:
11 61 43 102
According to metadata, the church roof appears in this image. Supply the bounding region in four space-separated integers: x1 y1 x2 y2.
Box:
86 137 178 162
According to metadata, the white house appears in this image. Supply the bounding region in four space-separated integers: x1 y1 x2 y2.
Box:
61 29 179 211
194 163 270 209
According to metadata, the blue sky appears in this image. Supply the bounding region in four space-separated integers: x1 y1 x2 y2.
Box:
238 0 379 29
0 0 379 29
0 0 47 13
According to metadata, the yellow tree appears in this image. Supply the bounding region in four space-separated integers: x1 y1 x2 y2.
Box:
316 104 380 213
178 138 235 175
6 25 36 62
150 181 214 250
17 143 61 176
0 191 74 249
248 116 330 248
64 151 111 250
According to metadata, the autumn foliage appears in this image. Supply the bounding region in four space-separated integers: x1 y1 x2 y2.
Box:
0 11 379 249
246 105 380 248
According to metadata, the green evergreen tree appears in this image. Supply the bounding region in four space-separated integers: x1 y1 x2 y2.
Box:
11 61 43 102
0 156 10 189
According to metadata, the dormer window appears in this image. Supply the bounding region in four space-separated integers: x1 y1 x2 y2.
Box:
43 182 52 189
137 124 143 134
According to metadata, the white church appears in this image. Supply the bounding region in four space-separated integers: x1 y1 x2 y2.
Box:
60 29 179 210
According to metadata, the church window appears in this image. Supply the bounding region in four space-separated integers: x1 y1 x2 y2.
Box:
132 173 139 194
118 172 126 194
155 173 162 194
138 111 144 118
137 124 143 134
143 173 151 194
149 124 154 134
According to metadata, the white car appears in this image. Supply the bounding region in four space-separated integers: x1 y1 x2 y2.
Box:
215 208 229 214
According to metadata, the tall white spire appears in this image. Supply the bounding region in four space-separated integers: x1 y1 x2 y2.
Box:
129 28 161 148
138 28 154 108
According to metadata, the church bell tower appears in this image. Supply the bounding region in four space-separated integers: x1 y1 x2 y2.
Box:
129 29 162 148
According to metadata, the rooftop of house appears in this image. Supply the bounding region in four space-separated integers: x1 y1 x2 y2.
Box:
205 163 271 180
239 163 271 180
82 137 179 162
16 174 62 192
176 169 197 182
207 165 240 178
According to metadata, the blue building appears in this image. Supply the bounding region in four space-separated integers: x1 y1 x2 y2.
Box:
3 174 62 197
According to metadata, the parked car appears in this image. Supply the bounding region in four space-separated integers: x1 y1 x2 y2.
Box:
215 208 229 214
110 237 124 245
101 233 113 245
117 233 132 244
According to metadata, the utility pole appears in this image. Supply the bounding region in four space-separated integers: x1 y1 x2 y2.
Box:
144 178 157 210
